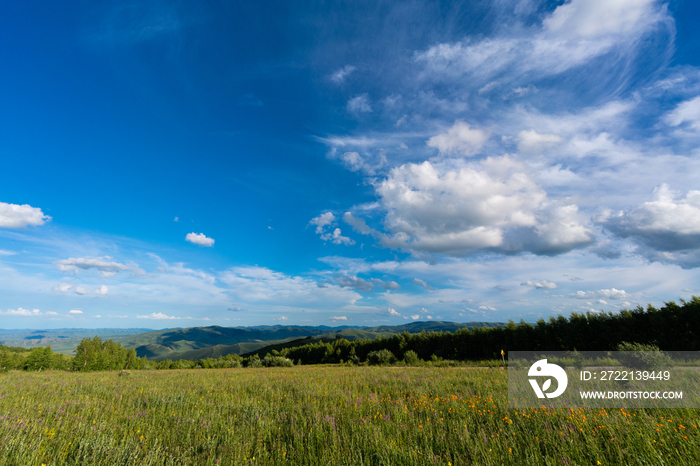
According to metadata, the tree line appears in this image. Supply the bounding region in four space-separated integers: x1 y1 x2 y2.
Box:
277 297 700 364
2 297 697 371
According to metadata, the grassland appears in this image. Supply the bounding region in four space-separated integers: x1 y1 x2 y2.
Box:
1 366 698 465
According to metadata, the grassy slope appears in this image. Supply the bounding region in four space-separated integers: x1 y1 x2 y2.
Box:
1 367 697 465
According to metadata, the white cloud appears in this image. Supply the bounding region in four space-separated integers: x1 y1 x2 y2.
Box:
598 288 630 300
55 256 134 276
331 65 356 83
310 212 336 234
340 152 365 172
94 285 109 295
600 184 700 266
343 212 375 235
74 286 88 295
174 217 179 222
310 213 354 245
185 232 215 247
412 278 434 290
95 315 102 318
571 288 629 300
69 309 83 315
426 121 488 156
0 249 17 256
521 280 557 289
410 314 419 320
0 201 51 229
665 96 700 130
275 316 288 321
335 275 374 292
415 0 669 89
543 0 662 40
219 266 362 309
53 283 73 293
374 157 593 256
1 308 44 316
347 94 372 113
330 316 347 321
371 278 400 290
517 130 562 154
479 305 497 311
604 184 700 236
387 307 402 317
322 228 355 246
137 312 180 320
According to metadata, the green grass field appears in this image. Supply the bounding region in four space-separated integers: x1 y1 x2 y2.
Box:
1 366 698 465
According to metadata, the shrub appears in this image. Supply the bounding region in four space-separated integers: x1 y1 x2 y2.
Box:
263 355 294 367
403 350 420 365
615 342 673 369
366 349 396 366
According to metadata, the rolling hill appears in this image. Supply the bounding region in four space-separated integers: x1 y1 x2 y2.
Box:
115 321 503 361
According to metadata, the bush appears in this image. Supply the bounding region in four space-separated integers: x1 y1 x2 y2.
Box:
615 342 673 369
403 350 420 365
25 347 54 371
366 349 396 366
263 355 294 367
248 355 263 368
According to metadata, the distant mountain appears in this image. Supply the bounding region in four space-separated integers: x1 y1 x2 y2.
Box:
117 321 503 361
0 328 154 354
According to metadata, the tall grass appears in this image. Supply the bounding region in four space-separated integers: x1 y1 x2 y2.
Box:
0 366 698 465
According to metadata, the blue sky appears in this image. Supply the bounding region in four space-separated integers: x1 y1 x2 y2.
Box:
2 0 700 329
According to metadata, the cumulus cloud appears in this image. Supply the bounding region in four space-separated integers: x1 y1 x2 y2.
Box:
0 201 51 229
600 184 700 266
412 278 434 290
343 212 375 235
322 228 355 246
571 288 629 300
331 65 356 83
94 285 109 295
410 314 420 320
185 232 215 247
0 308 49 317
53 283 73 293
310 213 336 233
387 307 403 317
69 309 83 315
330 316 348 321
426 121 488 156
371 278 400 290
347 94 372 113
521 280 557 289
374 157 593 256
137 312 180 320
335 275 374 292
55 256 135 276
310 213 355 245
74 286 88 295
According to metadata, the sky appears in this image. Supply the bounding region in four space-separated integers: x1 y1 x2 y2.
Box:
2 0 700 329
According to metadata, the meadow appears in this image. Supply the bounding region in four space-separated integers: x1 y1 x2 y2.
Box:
0 366 698 465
